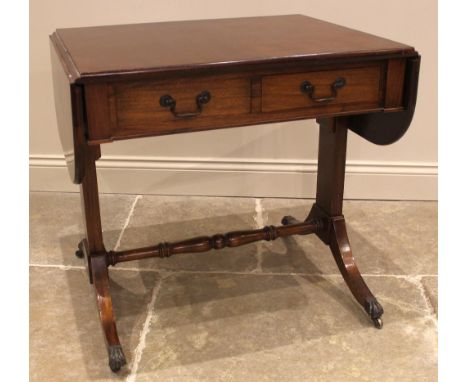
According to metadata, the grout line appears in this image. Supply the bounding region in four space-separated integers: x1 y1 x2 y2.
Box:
126 275 165 382
414 276 438 317
113 268 438 279
405 275 438 328
28 263 437 279
113 195 142 251
252 198 265 273
29 263 86 271
363 273 438 278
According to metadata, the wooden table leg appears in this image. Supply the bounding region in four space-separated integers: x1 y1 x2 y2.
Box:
76 146 127 372
284 117 383 328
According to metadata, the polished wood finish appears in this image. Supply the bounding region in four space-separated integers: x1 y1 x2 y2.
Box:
328 216 383 326
298 118 383 327
80 146 105 254
108 219 324 265
77 145 127 371
349 56 420 145
53 15 414 83
50 15 419 147
49 36 87 183
314 118 349 218
104 74 250 140
262 64 382 112
50 15 420 372
82 58 411 144
90 254 126 372
384 58 406 108
84 61 391 142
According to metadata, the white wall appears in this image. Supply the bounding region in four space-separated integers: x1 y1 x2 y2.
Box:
30 0 437 200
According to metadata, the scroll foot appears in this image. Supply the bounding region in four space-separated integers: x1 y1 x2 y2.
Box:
328 216 384 327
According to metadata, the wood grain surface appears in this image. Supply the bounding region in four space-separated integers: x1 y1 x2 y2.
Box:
262 64 382 112
52 15 415 82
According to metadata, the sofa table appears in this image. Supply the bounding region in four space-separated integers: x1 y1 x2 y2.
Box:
50 14 420 372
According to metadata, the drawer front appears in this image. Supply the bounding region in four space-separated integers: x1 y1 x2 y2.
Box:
110 75 251 138
84 63 394 143
261 66 383 113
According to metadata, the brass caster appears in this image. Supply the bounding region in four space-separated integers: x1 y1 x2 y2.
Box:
365 297 384 329
372 317 383 329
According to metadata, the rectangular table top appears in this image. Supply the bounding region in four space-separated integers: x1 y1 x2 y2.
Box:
52 14 415 82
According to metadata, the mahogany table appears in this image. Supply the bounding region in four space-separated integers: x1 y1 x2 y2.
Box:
50 15 420 372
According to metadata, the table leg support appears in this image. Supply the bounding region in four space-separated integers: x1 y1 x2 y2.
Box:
71 117 385 372
282 212 384 328
77 147 127 372
327 216 384 328
283 117 384 328
108 219 324 265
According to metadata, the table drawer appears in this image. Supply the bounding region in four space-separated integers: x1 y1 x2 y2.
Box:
110 76 251 138
261 66 383 113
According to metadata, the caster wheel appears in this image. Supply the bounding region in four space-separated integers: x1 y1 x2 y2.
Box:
372 317 383 329
75 249 84 259
108 345 127 373
281 215 294 225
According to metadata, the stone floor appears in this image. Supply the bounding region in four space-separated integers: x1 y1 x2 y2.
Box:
29 192 438 381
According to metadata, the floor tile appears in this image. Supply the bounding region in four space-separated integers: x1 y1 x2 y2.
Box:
135 273 437 381
29 266 159 381
29 192 136 266
260 199 438 276
30 193 438 381
116 195 260 272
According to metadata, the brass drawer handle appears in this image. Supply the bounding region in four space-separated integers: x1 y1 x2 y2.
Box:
300 77 346 103
159 90 211 119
